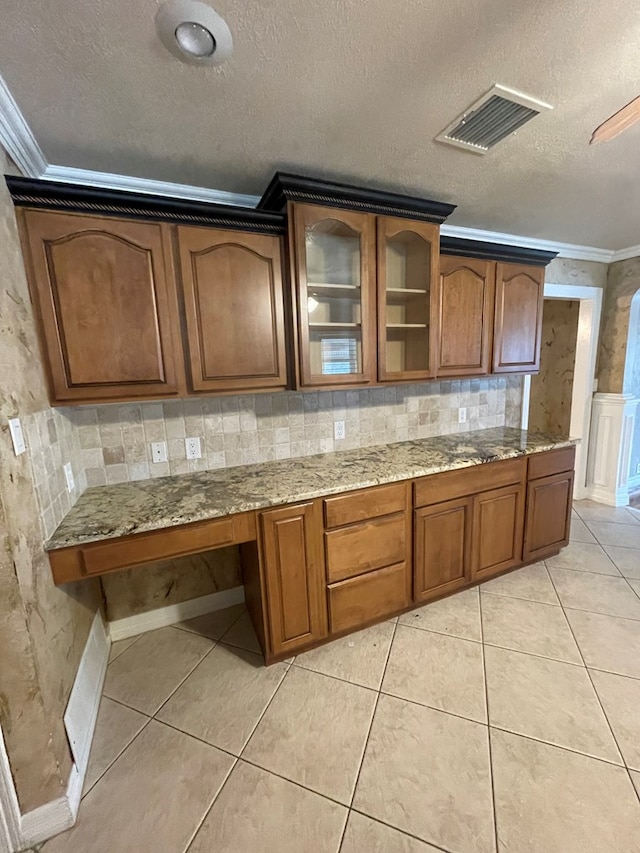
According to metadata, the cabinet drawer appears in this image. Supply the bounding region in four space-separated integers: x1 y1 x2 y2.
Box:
414 457 526 507
324 513 406 583
528 446 575 480
323 482 406 528
328 562 409 634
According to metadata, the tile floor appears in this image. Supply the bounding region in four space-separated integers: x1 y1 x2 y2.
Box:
41 500 640 853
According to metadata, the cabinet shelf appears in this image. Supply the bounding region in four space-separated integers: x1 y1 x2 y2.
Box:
386 323 428 329
385 287 428 297
309 322 361 329
308 283 359 293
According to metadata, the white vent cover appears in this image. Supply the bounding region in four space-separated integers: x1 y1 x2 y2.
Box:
436 85 553 154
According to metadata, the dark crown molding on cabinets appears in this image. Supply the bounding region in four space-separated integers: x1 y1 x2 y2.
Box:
440 235 558 266
4 175 287 235
258 172 456 224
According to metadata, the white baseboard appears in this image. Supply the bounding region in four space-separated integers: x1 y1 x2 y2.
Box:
0 611 109 852
108 586 246 642
584 483 630 507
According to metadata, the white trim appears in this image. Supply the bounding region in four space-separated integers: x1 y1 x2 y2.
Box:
108 585 245 641
523 284 603 500
0 727 22 853
520 375 531 430
0 73 47 177
586 393 638 506
42 164 260 208
611 244 640 263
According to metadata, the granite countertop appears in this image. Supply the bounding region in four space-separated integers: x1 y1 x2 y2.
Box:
46 427 577 551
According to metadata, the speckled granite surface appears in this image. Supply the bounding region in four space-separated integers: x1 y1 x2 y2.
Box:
46 427 577 550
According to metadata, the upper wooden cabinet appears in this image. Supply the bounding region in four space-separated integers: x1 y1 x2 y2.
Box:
176 226 287 393
292 203 377 387
377 216 439 382
493 262 545 373
18 210 185 403
436 256 495 377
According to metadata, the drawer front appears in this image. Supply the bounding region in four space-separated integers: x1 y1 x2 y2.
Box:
328 562 409 634
324 482 406 528
528 446 575 480
80 513 255 576
414 457 526 507
325 513 406 583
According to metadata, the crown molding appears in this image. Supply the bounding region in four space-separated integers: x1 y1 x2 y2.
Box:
42 164 261 208
610 244 640 263
440 223 614 264
0 73 47 177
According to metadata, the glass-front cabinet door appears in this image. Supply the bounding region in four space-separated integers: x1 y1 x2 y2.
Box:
377 216 439 382
293 203 376 387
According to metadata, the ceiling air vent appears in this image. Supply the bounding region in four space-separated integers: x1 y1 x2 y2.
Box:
436 84 553 154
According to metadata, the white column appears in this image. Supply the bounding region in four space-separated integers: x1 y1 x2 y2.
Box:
586 393 638 506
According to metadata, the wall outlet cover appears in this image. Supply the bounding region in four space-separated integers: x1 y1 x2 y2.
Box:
63 462 75 492
334 421 346 440
8 417 26 455
151 441 168 464
185 436 202 460
458 407 467 424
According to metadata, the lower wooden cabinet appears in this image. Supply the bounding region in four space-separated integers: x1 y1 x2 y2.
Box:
259 501 327 657
414 497 472 601
524 469 574 562
471 482 525 581
328 562 409 634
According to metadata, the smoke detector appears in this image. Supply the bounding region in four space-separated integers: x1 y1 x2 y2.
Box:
436 85 553 154
156 0 233 65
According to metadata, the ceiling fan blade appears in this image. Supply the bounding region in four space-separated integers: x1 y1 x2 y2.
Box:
590 94 640 144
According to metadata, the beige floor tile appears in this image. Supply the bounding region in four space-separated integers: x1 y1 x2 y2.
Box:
549 567 640 619
485 646 621 763
353 694 495 853
398 587 481 642
382 625 487 723
103 626 213 714
629 578 640 597
631 769 640 799
243 666 377 804
480 562 559 604
565 609 640 678
545 541 620 575
220 609 261 653
108 635 140 663
590 669 640 770
188 761 347 853
587 521 640 549
177 603 245 640
603 545 640 578
83 698 148 794
573 500 640 526
157 645 287 754
342 812 442 852
481 593 581 663
491 728 640 853
295 621 395 689
43 721 233 853
570 517 597 544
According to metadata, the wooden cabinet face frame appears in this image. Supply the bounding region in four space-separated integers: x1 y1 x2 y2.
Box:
176 226 288 393
18 209 186 403
493 262 545 373
436 256 495 377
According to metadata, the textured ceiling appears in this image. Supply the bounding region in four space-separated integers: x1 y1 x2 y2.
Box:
1 0 640 248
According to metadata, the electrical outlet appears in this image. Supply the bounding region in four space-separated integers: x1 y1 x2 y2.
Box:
8 417 26 455
334 421 346 440
185 436 202 460
63 462 75 493
458 407 467 424
151 441 168 463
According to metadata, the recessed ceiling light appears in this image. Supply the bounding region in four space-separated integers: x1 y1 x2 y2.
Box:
156 0 233 65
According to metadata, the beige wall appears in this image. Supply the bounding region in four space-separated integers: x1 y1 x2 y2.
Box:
0 150 102 812
529 300 580 435
598 257 640 394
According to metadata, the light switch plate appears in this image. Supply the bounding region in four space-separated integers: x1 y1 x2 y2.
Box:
185 437 202 460
63 462 75 493
8 417 26 455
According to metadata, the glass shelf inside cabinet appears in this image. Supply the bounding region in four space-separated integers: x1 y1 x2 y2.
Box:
384 230 431 374
305 219 363 376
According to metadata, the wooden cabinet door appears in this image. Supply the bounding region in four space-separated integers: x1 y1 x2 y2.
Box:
523 471 574 562
19 210 185 403
292 203 376 387
377 216 439 382
260 501 327 657
493 262 544 373
471 483 525 581
437 256 494 377
177 227 288 393
414 497 472 602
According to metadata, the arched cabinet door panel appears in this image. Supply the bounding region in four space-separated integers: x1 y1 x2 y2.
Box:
176 227 287 393
19 210 185 403
493 262 545 373
436 256 495 377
